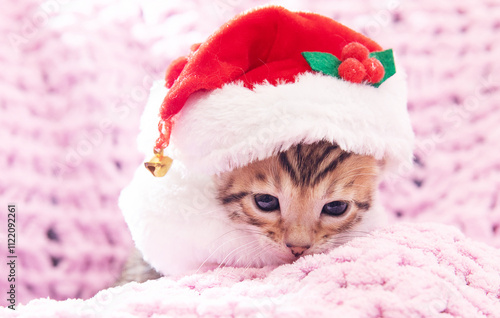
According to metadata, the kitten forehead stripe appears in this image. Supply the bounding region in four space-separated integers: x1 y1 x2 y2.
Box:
220 191 250 205
281 142 343 186
296 143 303 165
303 144 339 185
312 152 352 185
317 144 339 164
279 152 299 183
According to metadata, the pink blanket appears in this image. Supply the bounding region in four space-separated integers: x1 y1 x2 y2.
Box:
2 0 500 315
3 223 499 317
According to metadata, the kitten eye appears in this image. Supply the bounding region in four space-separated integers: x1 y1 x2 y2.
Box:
322 201 348 216
254 194 280 212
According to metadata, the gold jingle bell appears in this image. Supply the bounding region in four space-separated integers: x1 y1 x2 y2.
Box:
144 150 173 177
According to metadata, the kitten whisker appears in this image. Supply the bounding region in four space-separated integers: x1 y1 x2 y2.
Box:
215 242 274 281
344 229 373 235
196 232 260 274
325 231 373 248
214 240 265 278
325 231 368 245
242 244 275 272
234 241 272 271
204 226 266 247
332 234 363 238
214 239 260 273
206 228 256 246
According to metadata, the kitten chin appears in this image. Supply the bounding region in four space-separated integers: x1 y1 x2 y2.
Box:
214 141 384 263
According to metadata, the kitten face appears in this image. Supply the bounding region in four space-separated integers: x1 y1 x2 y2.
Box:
215 141 380 263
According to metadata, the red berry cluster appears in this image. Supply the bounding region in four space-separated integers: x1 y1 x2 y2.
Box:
338 42 385 84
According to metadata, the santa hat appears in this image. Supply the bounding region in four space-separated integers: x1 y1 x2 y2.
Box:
145 5 414 177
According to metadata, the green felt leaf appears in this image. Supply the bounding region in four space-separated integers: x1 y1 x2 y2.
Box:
302 49 396 88
369 49 396 87
301 52 342 78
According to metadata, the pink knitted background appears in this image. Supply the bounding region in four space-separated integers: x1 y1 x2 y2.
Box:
1 0 499 306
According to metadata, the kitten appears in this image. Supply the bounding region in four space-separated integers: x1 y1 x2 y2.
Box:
118 140 384 284
215 140 383 262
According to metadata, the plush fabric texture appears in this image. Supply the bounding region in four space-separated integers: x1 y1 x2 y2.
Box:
2 223 500 317
2 0 500 310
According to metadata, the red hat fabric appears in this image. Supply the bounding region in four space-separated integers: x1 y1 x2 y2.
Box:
158 6 383 150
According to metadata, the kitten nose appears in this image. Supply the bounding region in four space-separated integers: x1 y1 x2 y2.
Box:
286 244 310 257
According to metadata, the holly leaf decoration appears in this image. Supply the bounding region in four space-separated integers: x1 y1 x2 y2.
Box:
301 52 342 78
302 48 397 88
368 49 396 87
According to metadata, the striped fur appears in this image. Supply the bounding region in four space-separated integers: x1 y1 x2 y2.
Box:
215 141 380 261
